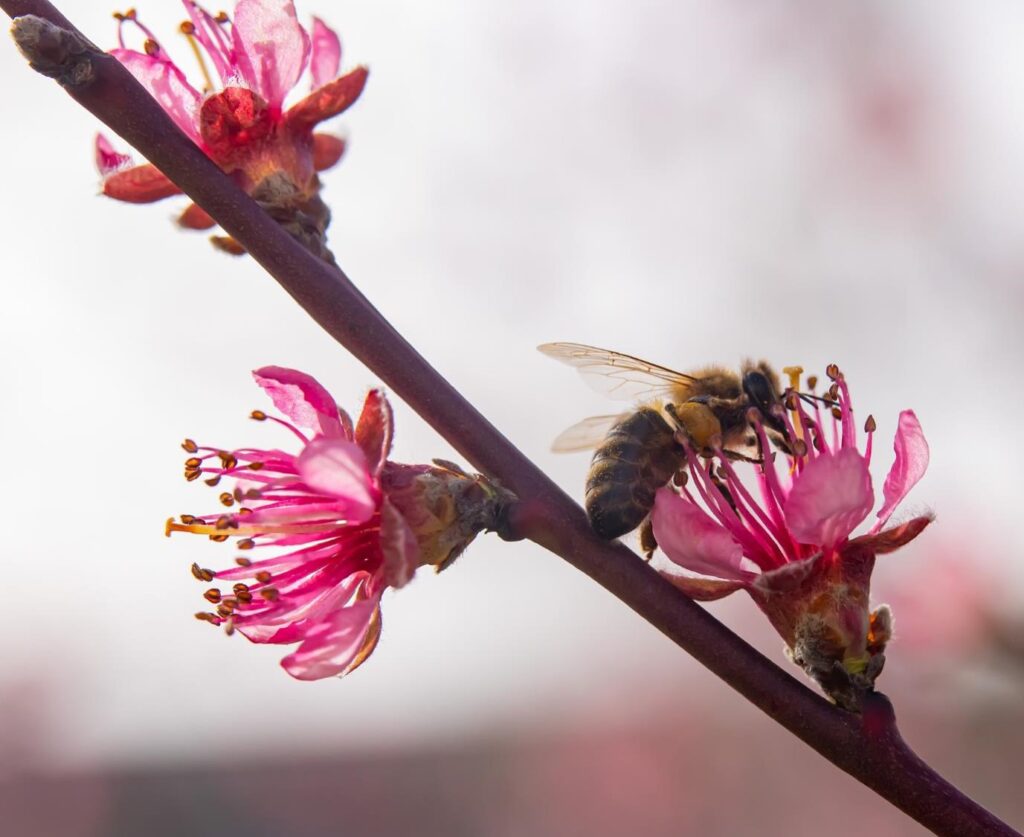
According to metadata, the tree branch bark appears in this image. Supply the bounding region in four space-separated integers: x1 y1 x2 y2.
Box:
3 4 1018 835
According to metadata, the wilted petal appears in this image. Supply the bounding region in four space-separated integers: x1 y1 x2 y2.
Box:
253 366 346 437
784 447 873 551
111 49 202 142
873 410 929 531
309 16 341 89
651 488 749 581
312 133 346 171
280 598 378 680
232 0 311 108
103 164 182 203
95 133 131 175
295 438 377 523
380 498 420 588
177 203 216 230
850 514 933 555
659 571 746 601
354 389 393 475
286 66 368 128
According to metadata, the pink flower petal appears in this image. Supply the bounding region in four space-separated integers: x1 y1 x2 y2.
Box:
253 366 346 438
232 0 311 108
110 49 202 143
380 498 420 588
280 598 378 680
354 389 393 475
784 447 874 551
650 488 749 581
309 16 341 89
102 164 182 203
295 438 377 523
872 409 929 532
95 133 131 175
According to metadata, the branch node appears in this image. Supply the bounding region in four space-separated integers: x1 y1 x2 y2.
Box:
11 14 97 87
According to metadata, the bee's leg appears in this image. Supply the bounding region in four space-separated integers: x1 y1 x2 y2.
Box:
638 516 658 562
720 448 763 464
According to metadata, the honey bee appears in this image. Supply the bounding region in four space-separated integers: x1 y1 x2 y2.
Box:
539 342 786 541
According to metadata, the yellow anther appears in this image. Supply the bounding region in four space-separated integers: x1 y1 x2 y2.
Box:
782 365 803 392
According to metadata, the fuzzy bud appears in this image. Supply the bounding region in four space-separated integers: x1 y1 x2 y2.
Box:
380 461 515 572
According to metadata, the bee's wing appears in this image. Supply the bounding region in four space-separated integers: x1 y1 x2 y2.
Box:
551 414 624 453
538 342 699 402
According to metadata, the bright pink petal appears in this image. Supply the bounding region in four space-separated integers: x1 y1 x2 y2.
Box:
232 0 311 108
253 366 345 438
95 133 131 175
784 447 874 551
872 410 929 532
309 16 341 89
380 498 420 588
110 49 202 143
650 488 749 581
286 66 368 129
280 598 377 680
295 438 377 523
354 389 393 475
102 164 182 203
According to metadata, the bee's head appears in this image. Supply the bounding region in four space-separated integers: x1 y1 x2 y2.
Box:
742 370 778 416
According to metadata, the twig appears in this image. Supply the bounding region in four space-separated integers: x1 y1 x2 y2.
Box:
3 5 1019 835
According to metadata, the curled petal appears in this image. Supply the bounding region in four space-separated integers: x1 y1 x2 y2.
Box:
111 49 202 143
312 133 347 171
872 410 929 532
95 133 131 175
380 498 421 588
850 514 933 555
280 597 379 680
295 438 377 523
784 447 874 551
309 16 341 89
253 366 346 438
752 554 821 594
103 164 182 203
232 0 311 109
354 389 393 475
651 488 749 581
177 203 216 230
286 66 368 129
658 571 746 601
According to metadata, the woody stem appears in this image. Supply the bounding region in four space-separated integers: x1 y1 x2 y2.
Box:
3 4 1018 836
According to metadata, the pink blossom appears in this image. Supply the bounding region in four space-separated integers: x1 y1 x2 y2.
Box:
650 365 931 707
97 2 366 255
168 368 419 680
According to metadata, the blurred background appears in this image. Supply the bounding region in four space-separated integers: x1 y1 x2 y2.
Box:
2 0 1023 834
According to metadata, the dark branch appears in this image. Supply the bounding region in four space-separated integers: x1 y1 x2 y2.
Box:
3 5 1018 835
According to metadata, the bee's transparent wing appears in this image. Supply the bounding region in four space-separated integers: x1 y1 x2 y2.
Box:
538 342 698 402
551 414 624 453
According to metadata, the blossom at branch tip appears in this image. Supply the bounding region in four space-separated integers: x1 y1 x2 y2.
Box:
168 368 511 680
650 364 931 709
96 1 367 260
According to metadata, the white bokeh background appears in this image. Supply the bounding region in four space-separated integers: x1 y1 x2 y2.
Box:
1 0 1023 804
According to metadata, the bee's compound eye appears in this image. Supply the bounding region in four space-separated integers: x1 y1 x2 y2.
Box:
742 371 776 414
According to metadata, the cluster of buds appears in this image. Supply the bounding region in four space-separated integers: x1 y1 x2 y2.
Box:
650 364 931 710
96 0 366 259
168 367 513 680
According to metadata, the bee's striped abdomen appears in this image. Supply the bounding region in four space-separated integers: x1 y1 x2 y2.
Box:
585 408 682 540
